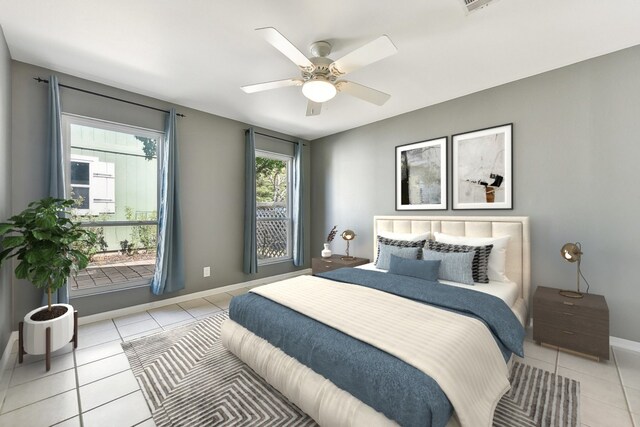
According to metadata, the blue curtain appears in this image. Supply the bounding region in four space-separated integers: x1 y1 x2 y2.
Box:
292 141 304 266
151 108 185 295
243 128 258 274
44 75 68 305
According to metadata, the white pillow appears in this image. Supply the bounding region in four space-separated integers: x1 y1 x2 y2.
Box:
434 232 510 282
378 231 430 242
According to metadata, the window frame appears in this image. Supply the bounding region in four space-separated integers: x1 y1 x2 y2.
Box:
69 154 105 215
70 155 93 213
255 149 293 266
62 113 164 297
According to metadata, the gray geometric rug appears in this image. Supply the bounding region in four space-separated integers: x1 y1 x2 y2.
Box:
496 362 580 427
122 312 579 427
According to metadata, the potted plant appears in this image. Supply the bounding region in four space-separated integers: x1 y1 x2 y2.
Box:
0 197 96 369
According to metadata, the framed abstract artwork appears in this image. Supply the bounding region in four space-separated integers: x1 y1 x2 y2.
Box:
395 136 447 210
452 123 513 210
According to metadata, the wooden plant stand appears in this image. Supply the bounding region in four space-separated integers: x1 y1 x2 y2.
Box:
18 310 78 371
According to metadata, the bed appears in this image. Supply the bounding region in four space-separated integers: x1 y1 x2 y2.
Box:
221 215 531 427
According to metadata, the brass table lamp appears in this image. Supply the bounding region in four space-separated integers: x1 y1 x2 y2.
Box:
560 242 584 298
341 230 356 261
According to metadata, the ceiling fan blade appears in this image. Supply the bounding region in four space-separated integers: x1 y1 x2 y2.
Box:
336 81 391 106
256 27 314 71
330 35 397 76
306 100 322 116
241 78 303 94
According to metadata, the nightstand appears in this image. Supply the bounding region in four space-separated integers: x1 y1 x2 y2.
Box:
312 255 370 275
533 286 609 360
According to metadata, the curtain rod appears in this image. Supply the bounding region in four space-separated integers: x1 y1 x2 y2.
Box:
34 77 186 118
253 131 306 146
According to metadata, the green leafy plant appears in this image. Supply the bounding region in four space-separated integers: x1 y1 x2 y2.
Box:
125 207 157 253
120 239 135 256
0 198 97 312
135 136 157 161
256 157 287 203
70 199 109 261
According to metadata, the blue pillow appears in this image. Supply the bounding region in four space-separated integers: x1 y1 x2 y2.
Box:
375 244 420 270
422 248 475 285
388 255 441 282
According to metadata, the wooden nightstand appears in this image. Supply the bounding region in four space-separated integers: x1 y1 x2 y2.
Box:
312 255 370 275
533 286 609 360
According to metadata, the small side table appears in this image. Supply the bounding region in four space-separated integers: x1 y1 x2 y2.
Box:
312 255 370 275
533 286 609 360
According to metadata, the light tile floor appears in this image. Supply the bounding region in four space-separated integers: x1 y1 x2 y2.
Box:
515 330 639 427
0 287 638 427
0 289 235 427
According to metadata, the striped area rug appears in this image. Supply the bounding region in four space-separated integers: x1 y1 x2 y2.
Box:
497 362 580 426
122 312 579 427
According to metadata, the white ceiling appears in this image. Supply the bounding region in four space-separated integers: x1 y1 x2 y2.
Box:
1 0 640 140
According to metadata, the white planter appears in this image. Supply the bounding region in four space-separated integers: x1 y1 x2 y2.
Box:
23 304 74 355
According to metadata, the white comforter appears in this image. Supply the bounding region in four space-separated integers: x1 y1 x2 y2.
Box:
252 275 511 427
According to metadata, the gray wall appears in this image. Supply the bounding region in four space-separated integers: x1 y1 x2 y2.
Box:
0 26 12 354
10 61 310 325
310 45 640 342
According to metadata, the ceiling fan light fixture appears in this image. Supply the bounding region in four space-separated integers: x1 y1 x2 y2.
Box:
302 78 336 103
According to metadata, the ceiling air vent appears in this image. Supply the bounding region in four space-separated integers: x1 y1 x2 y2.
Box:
461 0 498 13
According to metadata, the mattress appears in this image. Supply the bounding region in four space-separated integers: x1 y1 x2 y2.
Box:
222 319 461 427
356 262 520 307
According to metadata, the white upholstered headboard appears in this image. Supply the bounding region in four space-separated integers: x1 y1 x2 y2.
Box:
373 215 531 323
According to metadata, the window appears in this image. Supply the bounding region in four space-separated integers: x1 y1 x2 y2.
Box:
69 155 116 215
256 150 292 264
70 159 91 210
63 114 162 296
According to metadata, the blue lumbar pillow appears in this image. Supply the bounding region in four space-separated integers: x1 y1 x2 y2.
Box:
388 254 441 282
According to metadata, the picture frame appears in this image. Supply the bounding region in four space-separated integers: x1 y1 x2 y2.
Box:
452 123 513 210
395 136 447 210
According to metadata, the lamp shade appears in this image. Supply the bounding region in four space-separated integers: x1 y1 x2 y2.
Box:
302 78 337 103
560 242 582 263
341 230 356 241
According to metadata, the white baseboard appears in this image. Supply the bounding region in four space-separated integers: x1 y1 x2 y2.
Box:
0 330 18 406
77 269 312 325
0 331 17 372
610 336 640 353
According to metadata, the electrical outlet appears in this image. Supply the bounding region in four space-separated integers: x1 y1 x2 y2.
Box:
203 266 211 277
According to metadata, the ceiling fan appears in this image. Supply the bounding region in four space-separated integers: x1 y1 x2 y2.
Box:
241 27 398 116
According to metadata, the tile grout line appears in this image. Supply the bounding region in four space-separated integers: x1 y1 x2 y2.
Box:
76 318 137 422
613 347 639 427
112 314 160 329
78 365 131 388
0 354 18 413
0 300 224 423
81 389 140 417
1 307 226 417
51 415 79 426
114 318 126 342
15 343 77 369
543 345 636 422
117 317 163 339
73 348 84 427
612 347 636 422
0 377 77 416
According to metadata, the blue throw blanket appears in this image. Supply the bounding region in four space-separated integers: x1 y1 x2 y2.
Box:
229 269 525 427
